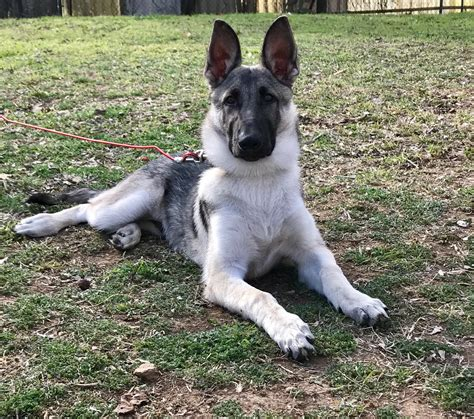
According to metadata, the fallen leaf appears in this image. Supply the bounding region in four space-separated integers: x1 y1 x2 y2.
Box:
122 391 148 407
114 401 134 415
429 326 443 335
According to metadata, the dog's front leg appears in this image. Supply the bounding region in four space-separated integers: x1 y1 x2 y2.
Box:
289 208 388 326
202 212 314 360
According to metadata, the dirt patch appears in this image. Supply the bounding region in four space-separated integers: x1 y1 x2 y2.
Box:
127 364 336 416
399 390 445 419
121 359 450 417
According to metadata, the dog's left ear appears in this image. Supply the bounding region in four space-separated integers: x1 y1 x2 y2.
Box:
262 16 298 87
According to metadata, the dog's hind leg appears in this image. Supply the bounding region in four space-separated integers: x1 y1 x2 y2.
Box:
15 204 88 237
16 174 165 242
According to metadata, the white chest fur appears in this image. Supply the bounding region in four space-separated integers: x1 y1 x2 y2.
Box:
198 166 302 276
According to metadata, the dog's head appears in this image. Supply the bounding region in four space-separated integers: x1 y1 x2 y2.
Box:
202 17 300 175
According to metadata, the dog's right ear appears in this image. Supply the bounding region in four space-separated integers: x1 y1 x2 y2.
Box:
204 20 242 88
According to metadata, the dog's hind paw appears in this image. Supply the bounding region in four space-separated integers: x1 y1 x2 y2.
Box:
14 213 61 237
111 223 141 250
271 313 315 361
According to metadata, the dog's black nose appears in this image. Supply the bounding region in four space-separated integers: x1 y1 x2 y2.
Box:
238 136 261 151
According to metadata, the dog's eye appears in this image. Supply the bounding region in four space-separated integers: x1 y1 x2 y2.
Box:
224 96 237 106
263 93 275 103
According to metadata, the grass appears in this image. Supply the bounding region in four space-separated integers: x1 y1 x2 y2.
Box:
323 187 445 242
326 362 413 396
138 322 281 388
5 294 81 330
343 243 432 272
1 12 473 417
432 367 473 411
394 338 458 360
212 400 245 417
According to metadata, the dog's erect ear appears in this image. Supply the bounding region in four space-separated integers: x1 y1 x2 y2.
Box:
204 20 242 87
262 16 298 87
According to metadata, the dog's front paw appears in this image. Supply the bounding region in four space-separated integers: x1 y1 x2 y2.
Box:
271 313 315 361
341 291 388 327
14 214 60 237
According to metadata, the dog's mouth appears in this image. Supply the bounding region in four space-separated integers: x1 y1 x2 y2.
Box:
234 148 273 162
239 154 266 162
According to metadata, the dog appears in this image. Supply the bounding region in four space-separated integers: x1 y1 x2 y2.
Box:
15 17 388 360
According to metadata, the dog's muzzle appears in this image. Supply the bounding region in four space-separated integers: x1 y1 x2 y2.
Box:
235 135 265 161
234 125 274 162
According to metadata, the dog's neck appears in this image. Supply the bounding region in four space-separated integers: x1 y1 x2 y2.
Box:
201 103 300 179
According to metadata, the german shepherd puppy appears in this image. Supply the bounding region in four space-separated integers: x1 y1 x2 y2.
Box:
15 17 387 360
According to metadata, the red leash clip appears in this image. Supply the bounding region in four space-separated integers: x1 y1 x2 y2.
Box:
175 150 206 163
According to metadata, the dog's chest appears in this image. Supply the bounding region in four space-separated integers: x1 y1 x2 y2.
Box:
240 190 295 276
242 191 288 242
200 168 298 243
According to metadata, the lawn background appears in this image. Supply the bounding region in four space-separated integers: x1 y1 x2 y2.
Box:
1 13 473 417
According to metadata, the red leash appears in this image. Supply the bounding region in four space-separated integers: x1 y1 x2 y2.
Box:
0 114 186 162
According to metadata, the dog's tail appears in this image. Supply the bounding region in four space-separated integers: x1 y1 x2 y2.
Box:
26 188 100 206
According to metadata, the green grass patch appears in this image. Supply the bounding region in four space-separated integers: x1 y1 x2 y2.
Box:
375 405 401 419
9 240 70 272
138 322 281 389
431 367 473 411
0 384 65 418
326 362 413 397
420 283 464 303
84 258 201 318
0 331 17 354
304 404 367 418
0 265 29 295
212 400 244 417
4 294 80 330
314 329 357 357
439 313 473 338
0 190 27 215
358 273 411 306
104 105 131 120
394 339 458 360
65 318 139 350
456 187 473 212
343 243 431 272
36 339 133 390
325 188 444 242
